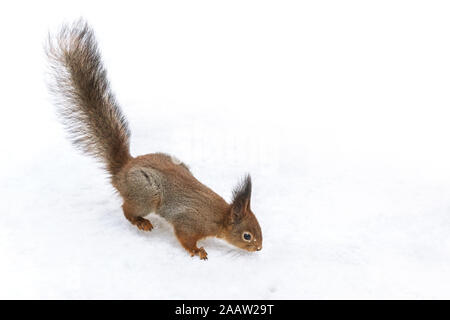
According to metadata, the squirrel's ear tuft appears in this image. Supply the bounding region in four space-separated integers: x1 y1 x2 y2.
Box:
230 175 252 222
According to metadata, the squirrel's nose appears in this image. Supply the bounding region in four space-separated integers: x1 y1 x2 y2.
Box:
256 246 262 251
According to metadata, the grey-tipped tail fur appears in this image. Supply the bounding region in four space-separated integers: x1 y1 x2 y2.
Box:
46 19 131 176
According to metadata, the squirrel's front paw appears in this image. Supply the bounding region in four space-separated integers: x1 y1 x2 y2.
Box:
136 217 153 231
191 247 208 260
198 247 208 260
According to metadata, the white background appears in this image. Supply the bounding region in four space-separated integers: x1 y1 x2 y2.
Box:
1 0 450 299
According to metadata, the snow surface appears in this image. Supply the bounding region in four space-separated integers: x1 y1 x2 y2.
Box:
2 1 450 299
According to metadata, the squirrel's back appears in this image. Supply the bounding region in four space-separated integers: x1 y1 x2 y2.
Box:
46 19 131 176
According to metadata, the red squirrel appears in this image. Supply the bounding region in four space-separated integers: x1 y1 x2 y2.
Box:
46 20 262 260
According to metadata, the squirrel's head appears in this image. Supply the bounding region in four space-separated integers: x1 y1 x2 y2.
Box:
222 175 262 252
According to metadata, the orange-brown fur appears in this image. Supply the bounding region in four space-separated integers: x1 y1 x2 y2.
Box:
46 19 262 260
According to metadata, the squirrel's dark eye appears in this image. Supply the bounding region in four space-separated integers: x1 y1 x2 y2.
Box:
243 232 252 241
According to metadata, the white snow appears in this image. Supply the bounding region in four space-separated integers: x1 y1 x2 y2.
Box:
1 0 450 299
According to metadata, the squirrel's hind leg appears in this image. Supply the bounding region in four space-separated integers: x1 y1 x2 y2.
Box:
119 167 162 232
174 229 208 260
122 202 154 231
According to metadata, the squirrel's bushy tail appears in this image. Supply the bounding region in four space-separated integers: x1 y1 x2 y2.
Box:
46 19 131 176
